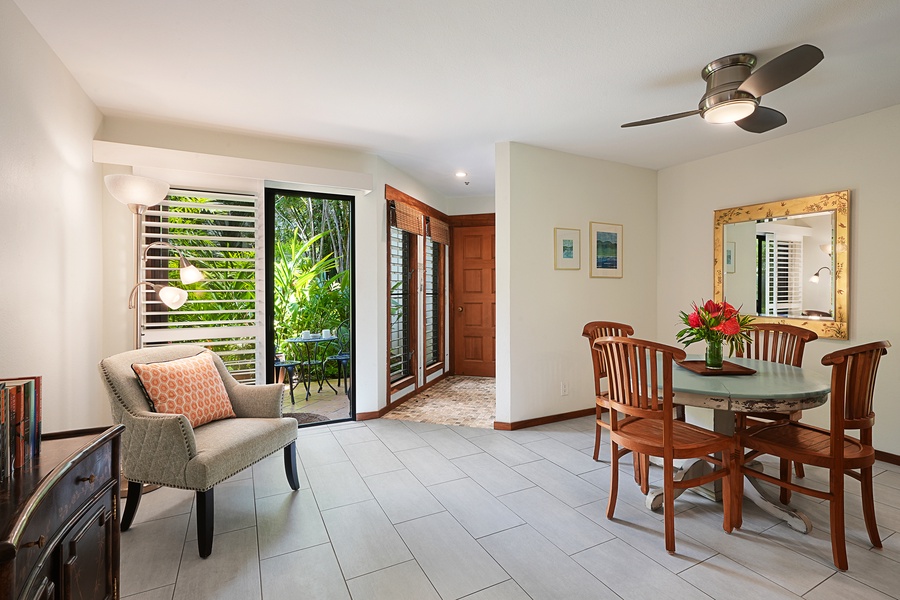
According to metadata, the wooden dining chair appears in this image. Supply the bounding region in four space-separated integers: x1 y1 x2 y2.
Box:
583 321 651 492
594 336 736 554
736 323 818 500
582 321 635 460
736 340 889 571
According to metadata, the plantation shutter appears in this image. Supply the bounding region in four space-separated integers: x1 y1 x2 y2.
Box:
762 234 802 317
138 190 263 382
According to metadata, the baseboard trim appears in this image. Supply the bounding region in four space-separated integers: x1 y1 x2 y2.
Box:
493 407 595 431
875 450 900 466
358 372 451 421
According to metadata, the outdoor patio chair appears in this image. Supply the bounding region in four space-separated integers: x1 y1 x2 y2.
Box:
324 319 351 393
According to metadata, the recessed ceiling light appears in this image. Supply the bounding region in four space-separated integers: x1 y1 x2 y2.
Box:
455 171 467 178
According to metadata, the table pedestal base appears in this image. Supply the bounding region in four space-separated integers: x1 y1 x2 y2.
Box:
645 459 812 534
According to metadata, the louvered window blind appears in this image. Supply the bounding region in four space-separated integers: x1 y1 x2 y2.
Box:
389 226 413 382
762 234 802 317
424 238 441 366
139 190 263 382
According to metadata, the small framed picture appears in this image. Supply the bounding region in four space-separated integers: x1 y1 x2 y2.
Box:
590 222 623 278
725 241 736 273
554 228 581 270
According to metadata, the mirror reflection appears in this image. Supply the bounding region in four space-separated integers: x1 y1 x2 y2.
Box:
713 190 849 340
723 212 835 319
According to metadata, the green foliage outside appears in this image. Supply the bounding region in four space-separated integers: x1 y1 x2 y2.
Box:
153 193 351 373
272 195 351 366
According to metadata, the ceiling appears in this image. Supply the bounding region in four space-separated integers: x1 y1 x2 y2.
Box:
13 0 900 198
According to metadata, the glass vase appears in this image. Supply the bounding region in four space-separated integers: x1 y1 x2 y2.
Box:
705 342 724 370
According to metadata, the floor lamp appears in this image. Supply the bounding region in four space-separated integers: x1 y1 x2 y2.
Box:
104 174 175 348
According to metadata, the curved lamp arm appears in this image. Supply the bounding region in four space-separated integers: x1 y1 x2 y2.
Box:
809 266 832 284
128 281 188 310
142 241 205 285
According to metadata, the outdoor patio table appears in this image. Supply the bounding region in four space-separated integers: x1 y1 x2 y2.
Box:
286 335 338 400
647 355 830 534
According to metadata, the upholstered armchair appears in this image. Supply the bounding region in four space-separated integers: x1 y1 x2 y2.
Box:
98 345 299 558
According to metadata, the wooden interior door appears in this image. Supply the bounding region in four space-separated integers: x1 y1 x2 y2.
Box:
452 225 495 377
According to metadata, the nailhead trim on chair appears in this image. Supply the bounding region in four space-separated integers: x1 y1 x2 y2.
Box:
121 441 294 492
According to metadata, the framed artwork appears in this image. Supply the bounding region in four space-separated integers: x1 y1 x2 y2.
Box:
725 241 736 273
590 221 623 278
554 227 581 270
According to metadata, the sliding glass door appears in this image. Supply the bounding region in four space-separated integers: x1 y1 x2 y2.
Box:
265 188 354 426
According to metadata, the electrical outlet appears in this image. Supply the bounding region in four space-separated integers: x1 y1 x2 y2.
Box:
560 382 569 396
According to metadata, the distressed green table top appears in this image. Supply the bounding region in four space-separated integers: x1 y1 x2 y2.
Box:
668 356 831 413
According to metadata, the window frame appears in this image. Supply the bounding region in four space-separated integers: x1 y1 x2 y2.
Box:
385 186 450 401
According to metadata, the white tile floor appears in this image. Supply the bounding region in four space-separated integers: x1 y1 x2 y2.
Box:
121 416 900 600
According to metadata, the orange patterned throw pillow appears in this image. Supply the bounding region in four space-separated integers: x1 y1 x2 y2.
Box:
132 351 236 428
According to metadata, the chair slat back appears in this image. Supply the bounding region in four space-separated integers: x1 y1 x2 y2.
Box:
582 321 634 394
737 323 818 367
593 336 685 421
822 341 889 431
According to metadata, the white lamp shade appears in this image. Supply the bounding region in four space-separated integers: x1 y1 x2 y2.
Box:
104 174 169 211
157 285 188 309
704 99 757 124
179 263 204 285
809 274 820 283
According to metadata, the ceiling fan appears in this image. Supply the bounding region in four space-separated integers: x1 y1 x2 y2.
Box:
621 44 824 133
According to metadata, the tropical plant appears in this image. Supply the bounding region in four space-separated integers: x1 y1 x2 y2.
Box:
676 299 754 357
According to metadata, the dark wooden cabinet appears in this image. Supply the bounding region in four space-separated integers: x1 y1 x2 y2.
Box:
0 426 123 600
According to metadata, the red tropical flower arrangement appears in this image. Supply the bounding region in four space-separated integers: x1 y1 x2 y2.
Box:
676 299 754 357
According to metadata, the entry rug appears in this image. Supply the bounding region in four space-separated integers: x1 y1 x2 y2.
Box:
384 376 495 429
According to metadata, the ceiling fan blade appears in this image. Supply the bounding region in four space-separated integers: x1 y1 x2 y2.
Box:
737 44 824 98
736 106 787 133
621 109 701 128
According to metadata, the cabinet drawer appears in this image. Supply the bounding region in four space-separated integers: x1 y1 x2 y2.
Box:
14 440 114 597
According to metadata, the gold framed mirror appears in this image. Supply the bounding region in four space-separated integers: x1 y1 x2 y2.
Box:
713 190 849 340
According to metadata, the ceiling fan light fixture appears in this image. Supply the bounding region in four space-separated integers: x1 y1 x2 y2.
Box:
703 99 757 124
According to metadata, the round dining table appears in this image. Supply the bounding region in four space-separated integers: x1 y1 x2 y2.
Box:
647 355 831 533
286 335 339 399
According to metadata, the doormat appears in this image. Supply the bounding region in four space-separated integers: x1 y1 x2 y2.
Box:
285 412 328 425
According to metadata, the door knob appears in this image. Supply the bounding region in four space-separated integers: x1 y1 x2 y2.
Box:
457 307 463 312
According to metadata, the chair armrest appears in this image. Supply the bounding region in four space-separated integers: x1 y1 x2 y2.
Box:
119 410 197 486
226 382 284 418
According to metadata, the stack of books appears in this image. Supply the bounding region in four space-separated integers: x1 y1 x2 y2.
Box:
0 376 42 481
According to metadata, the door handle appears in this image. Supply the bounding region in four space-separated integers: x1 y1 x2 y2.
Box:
457 307 463 312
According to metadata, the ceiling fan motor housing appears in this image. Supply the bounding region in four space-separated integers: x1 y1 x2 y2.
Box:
700 53 758 116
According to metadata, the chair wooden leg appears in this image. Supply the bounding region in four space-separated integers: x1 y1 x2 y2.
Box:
639 453 650 495
593 406 604 461
663 456 675 554
197 489 215 559
120 480 143 532
733 448 745 530
779 458 792 505
860 466 882 548
793 462 805 478
632 451 641 486
829 469 848 570
606 442 620 520
721 454 734 534
284 442 301 491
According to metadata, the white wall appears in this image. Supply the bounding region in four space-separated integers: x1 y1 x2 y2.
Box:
0 0 105 432
658 104 900 454
498 142 658 423
443 194 495 216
